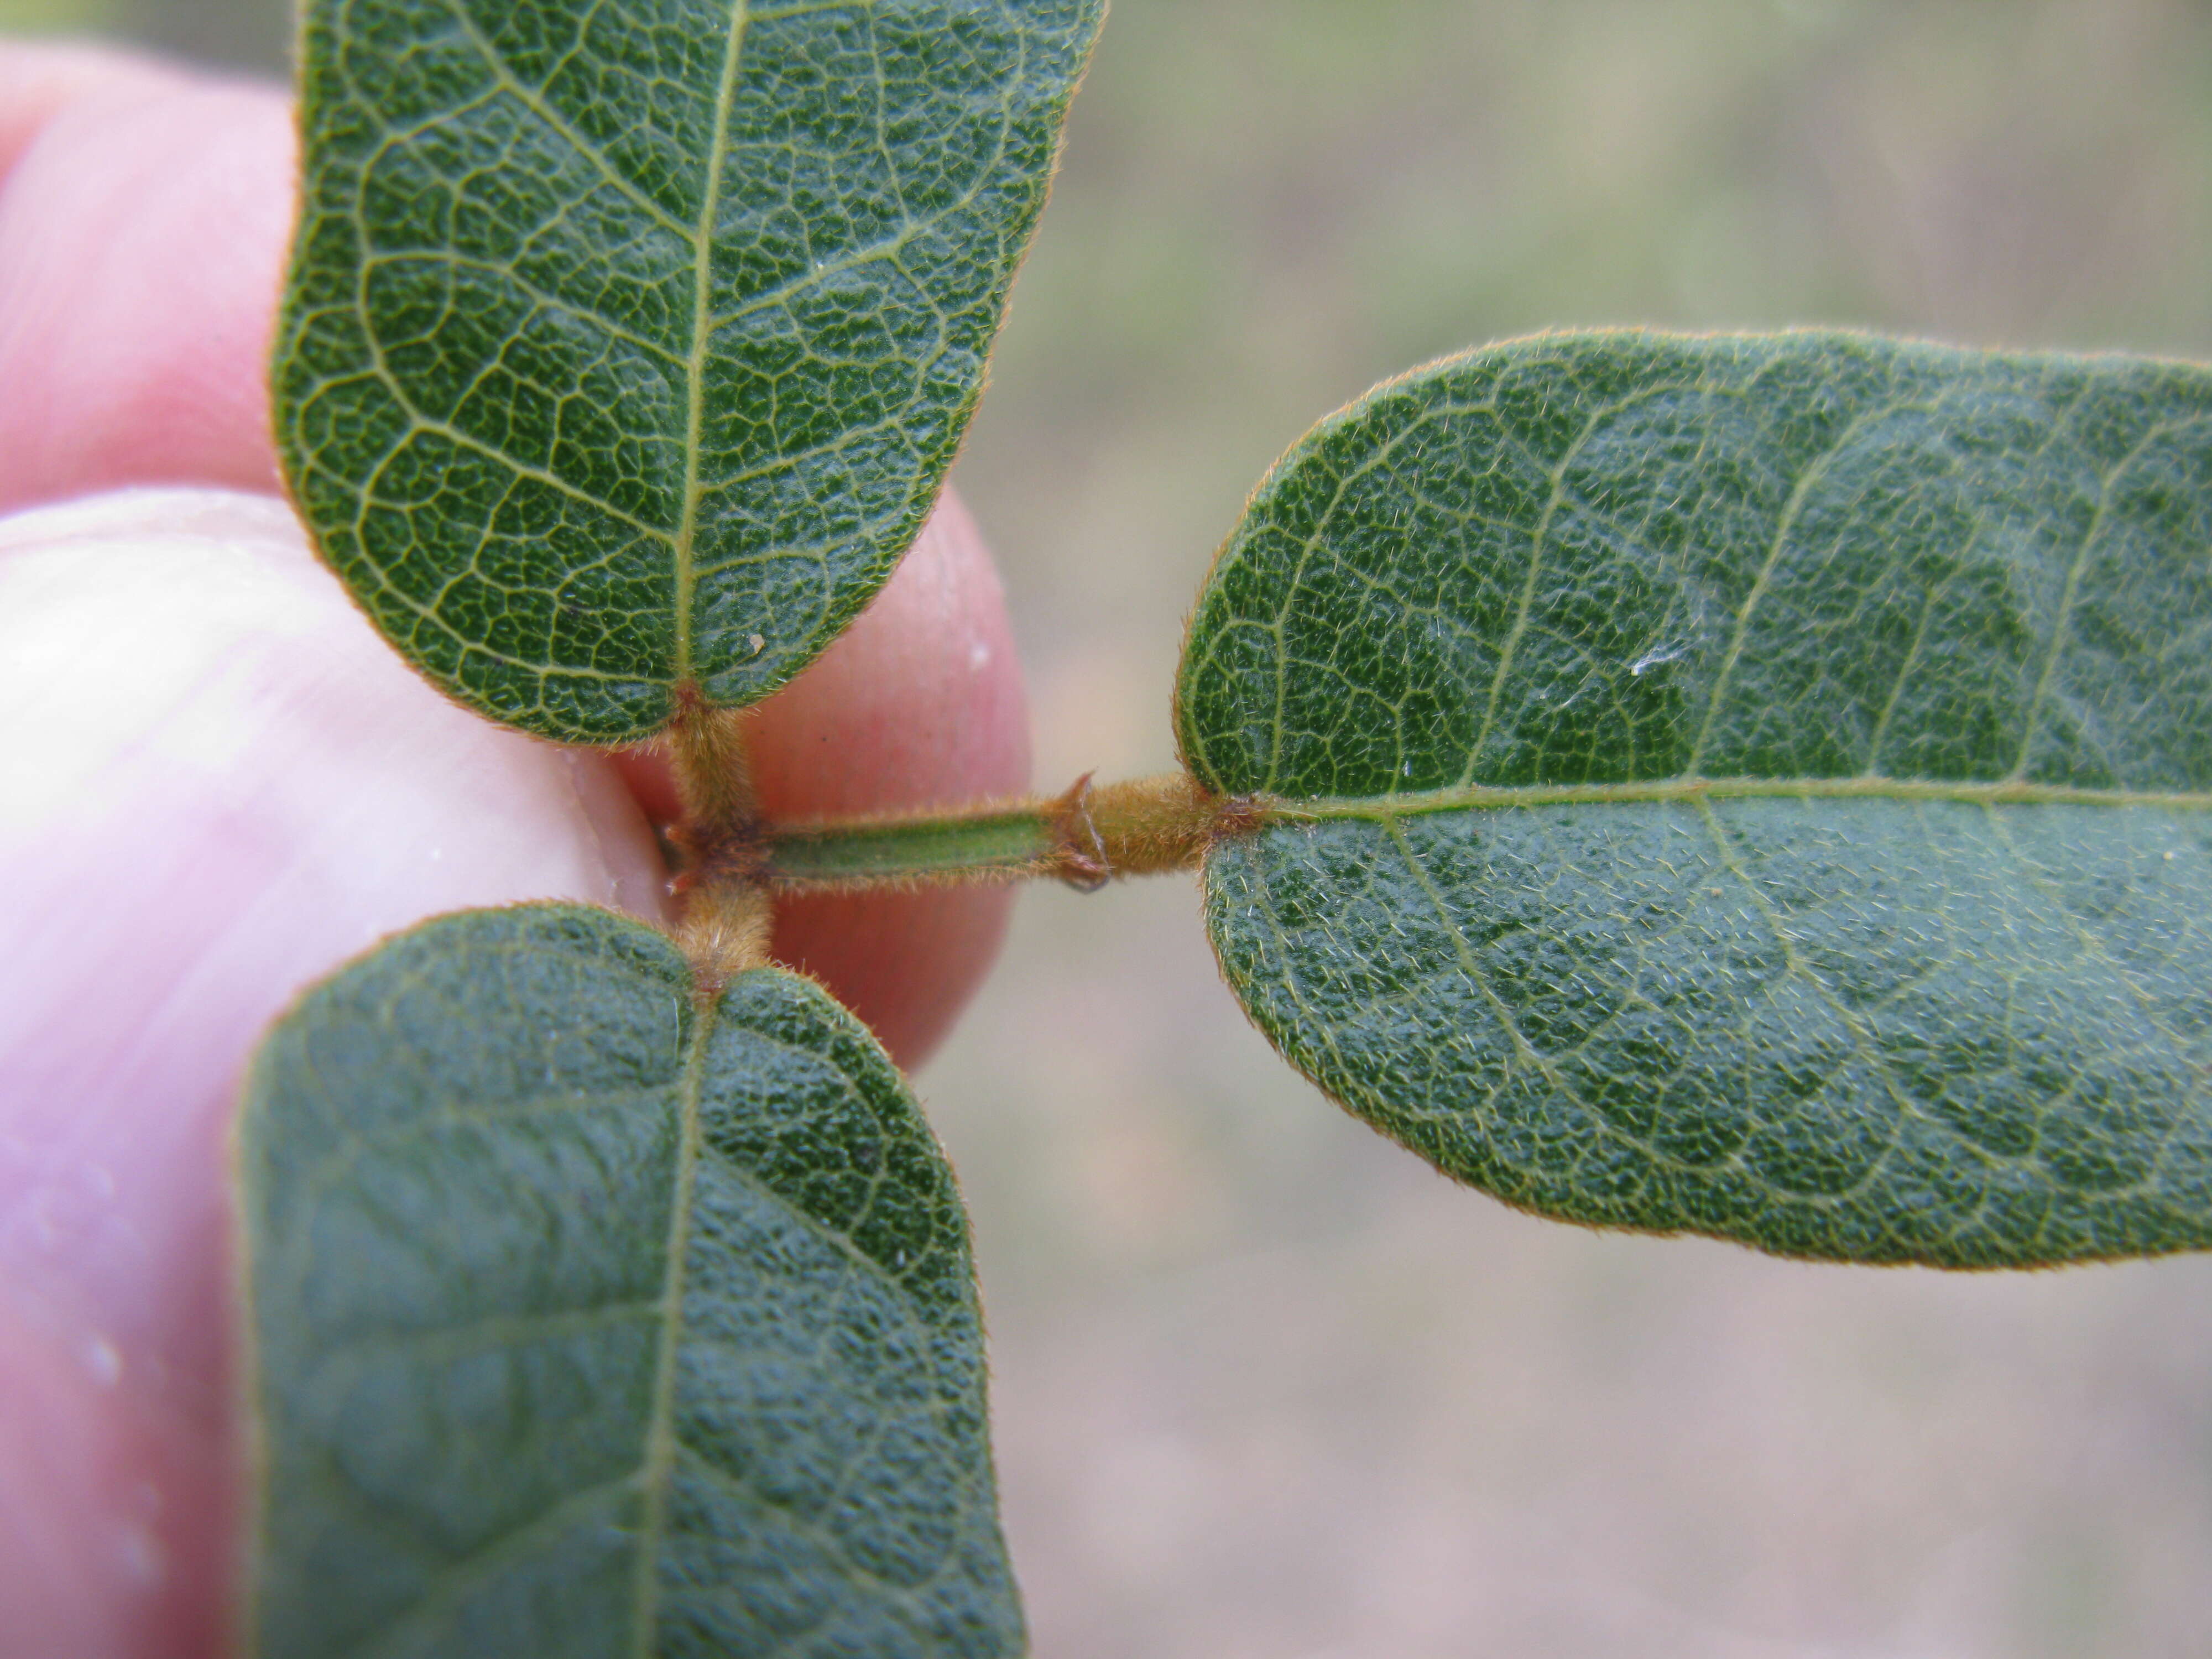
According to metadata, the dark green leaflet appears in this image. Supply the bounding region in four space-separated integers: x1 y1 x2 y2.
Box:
276 0 1102 742
1181 331 2212 1266
239 906 1019 1656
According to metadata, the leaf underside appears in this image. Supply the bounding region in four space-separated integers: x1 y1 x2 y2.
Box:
1180 331 2212 1266
239 906 1019 1657
276 0 1102 742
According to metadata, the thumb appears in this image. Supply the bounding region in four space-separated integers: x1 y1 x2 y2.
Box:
0 488 668 1657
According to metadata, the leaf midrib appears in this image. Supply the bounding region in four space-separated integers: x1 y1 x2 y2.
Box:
622 984 975 1652
1273 775 2212 820
672 0 754 687
630 984 718 1656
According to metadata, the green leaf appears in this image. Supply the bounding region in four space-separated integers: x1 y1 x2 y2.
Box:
275 0 1102 742
1180 331 2212 1267
238 905 1019 1655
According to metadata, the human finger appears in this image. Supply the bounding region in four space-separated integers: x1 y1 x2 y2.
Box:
0 488 667 1657
0 44 292 513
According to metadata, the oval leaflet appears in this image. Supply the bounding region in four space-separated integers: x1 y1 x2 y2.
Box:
1182 331 2212 1266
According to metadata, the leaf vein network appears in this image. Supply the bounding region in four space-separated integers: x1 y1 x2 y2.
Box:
2010 415 2192 781
441 0 698 240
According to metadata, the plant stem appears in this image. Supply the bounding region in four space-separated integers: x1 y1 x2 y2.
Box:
666 684 770 986
662 681 1260 901
764 805 1056 886
759 771 1262 894
667 684 756 840
675 881 772 995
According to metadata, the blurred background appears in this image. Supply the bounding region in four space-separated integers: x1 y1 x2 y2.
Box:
11 0 2212 1651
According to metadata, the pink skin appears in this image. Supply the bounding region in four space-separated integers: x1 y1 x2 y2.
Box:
0 43 1029 1658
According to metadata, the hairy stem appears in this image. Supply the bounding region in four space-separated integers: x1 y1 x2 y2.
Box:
666 683 769 985
675 881 772 997
667 682 757 839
